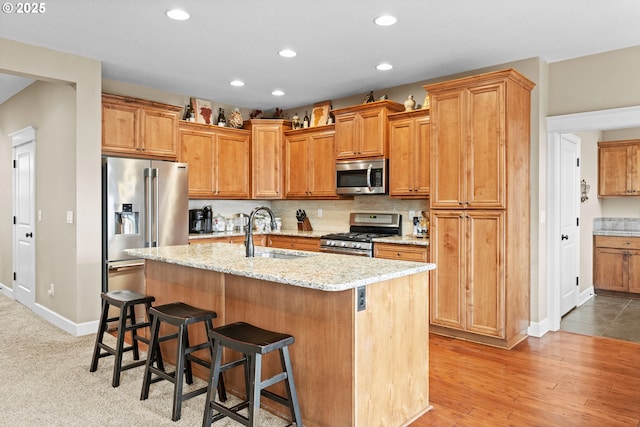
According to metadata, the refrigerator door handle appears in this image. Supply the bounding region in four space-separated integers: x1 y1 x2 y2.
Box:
151 167 159 247
144 167 153 247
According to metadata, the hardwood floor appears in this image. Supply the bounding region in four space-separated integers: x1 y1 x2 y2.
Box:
412 332 640 427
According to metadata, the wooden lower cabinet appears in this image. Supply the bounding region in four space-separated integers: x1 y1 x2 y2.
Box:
267 235 320 251
593 236 640 294
374 242 428 262
429 210 527 348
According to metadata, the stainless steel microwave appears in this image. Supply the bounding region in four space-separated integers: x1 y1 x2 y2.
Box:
336 159 387 195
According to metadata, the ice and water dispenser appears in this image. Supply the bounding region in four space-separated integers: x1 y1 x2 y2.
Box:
115 203 139 235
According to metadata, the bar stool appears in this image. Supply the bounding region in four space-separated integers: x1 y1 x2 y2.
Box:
140 302 227 421
203 322 303 427
89 290 160 388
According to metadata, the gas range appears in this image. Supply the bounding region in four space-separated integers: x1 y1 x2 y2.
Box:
319 213 402 257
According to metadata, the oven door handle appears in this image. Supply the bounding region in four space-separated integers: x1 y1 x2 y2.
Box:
366 163 372 192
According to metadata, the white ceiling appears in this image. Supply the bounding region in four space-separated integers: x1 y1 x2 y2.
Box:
1 0 640 109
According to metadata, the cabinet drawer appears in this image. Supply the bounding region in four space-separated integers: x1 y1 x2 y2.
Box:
190 235 264 245
374 243 428 262
267 236 320 251
594 235 640 250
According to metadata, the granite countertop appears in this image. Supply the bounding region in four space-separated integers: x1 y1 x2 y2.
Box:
125 243 434 292
189 230 429 246
373 235 429 246
593 217 640 237
188 230 328 240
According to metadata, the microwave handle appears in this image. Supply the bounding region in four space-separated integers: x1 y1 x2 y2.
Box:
366 163 372 191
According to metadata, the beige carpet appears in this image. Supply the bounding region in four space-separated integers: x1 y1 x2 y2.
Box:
0 293 289 426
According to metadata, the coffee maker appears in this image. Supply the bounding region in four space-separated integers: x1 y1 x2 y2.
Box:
189 209 204 233
202 205 213 233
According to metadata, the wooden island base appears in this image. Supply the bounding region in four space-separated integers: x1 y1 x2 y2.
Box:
145 259 431 427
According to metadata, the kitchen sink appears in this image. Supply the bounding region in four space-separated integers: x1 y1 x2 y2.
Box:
253 251 314 260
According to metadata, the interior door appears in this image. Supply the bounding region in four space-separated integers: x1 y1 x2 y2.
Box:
13 132 36 309
559 133 581 316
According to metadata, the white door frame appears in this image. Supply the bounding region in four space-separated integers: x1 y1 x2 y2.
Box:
11 125 37 308
546 105 640 332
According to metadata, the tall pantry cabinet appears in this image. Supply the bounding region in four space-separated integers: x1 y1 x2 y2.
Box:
424 69 535 349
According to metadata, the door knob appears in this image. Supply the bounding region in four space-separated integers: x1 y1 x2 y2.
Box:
561 234 569 240
26 232 33 238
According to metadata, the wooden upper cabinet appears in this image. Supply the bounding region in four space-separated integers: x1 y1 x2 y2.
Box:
388 109 430 198
215 129 251 198
598 140 640 197
246 119 292 199
284 126 338 199
179 121 250 199
333 100 404 159
180 126 214 197
425 69 534 209
102 93 180 159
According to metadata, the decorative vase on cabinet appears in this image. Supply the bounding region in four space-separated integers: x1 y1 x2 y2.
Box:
404 95 416 111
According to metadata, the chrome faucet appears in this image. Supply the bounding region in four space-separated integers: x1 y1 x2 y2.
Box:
245 206 277 257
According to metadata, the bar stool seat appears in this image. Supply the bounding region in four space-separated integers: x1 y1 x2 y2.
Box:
203 321 303 426
140 302 227 421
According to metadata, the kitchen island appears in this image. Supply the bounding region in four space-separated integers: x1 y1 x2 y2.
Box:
126 243 434 427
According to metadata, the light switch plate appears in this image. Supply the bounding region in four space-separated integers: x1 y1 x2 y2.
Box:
66 211 74 224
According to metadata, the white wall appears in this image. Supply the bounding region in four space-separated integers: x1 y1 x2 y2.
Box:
0 38 101 329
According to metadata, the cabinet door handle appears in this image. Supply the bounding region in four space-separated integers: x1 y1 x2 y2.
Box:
561 234 569 240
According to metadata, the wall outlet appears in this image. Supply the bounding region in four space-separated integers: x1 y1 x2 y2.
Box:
317 208 323 218
357 286 366 311
409 210 415 219
48 283 54 296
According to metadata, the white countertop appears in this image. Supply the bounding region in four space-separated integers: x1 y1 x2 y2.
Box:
126 243 434 292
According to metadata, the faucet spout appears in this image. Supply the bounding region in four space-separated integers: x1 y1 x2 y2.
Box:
245 206 277 257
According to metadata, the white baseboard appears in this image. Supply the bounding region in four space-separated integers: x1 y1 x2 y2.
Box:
0 283 14 299
527 318 549 338
33 303 99 337
579 286 595 306
528 287 596 338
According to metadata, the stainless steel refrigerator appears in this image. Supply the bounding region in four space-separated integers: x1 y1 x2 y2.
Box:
102 157 188 303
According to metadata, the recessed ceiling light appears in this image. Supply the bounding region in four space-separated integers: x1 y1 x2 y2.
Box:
166 9 190 21
376 63 393 71
272 90 285 96
374 15 397 26
230 80 245 87
279 49 297 58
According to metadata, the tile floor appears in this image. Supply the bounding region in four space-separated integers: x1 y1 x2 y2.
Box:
560 295 640 344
